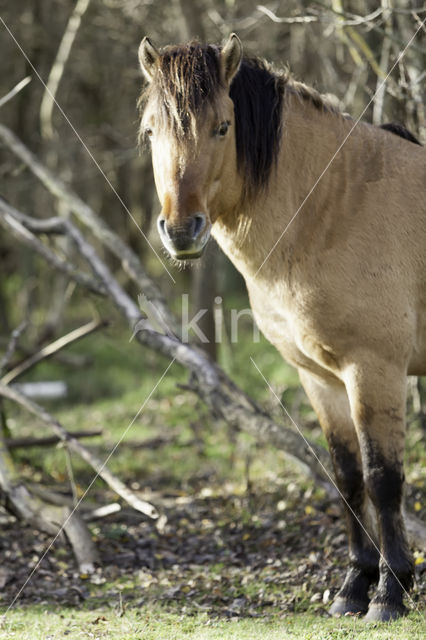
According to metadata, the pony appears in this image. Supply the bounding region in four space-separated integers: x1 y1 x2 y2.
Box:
138 33 426 621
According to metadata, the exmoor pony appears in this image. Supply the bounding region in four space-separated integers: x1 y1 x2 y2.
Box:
138 34 426 621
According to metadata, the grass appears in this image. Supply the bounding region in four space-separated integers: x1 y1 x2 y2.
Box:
1 606 425 639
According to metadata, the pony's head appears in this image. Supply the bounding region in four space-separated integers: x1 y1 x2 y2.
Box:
139 34 242 260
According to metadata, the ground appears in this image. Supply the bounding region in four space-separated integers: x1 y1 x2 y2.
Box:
0 302 425 639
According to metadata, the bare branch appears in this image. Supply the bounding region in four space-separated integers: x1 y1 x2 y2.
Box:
1 319 108 385
0 198 105 295
256 5 317 24
0 320 28 375
5 430 102 449
0 76 31 109
0 382 159 519
312 1 424 52
40 0 92 139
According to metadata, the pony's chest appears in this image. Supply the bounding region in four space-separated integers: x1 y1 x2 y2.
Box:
247 285 339 378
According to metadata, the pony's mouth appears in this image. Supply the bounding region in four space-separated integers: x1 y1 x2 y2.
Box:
171 248 205 260
164 237 209 261
158 216 211 261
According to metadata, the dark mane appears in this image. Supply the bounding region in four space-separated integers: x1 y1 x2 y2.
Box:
380 122 421 145
229 56 286 200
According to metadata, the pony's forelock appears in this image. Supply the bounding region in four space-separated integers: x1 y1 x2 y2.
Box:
139 42 223 144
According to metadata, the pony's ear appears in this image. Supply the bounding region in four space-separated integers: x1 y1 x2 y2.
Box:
220 33 242 86
138 37 160 82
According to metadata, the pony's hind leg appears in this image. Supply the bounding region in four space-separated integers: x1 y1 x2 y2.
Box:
344 358 414 621
299 371 379 616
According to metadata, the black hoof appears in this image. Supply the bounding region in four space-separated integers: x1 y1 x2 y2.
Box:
329 597 369 617
364 603 406 622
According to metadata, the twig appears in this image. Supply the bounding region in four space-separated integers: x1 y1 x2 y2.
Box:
0 206 65 235
0 76 31 109
0 198 105 295
256 5 317 24
83 503 121 520
5 429 102 450
312 0 424 53
1 319 108 385
0 320 28 375
40 0 92 139
0 382 159 519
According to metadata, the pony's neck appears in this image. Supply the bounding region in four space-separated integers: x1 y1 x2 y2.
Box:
213 92 354 279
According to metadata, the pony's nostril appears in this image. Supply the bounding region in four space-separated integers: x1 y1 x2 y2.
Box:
192 214 206 239
157 216 168 237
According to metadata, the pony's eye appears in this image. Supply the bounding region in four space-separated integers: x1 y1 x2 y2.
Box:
216 121 230 137
145 127 153 137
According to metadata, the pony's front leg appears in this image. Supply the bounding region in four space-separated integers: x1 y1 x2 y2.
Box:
345 358 414 621
299 371 379 616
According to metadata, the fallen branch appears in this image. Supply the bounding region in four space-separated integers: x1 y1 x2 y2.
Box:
1 319 108 385
83 503 121 521
5 429 102 449
0 382 159 520
27 484 121 521
0 199 105 295
62 508 99 574
0 429 97 571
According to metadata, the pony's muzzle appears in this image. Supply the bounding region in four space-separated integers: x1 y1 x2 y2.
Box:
157 213 210 260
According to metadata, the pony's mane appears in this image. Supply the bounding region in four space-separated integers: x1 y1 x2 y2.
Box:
139 42 339 200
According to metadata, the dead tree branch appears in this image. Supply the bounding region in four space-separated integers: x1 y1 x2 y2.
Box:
0 428 98 571
0 382 159 520
1 319 108 385
40 0 92 139
0 199 105 295
0 76 31 110
5 430 102 449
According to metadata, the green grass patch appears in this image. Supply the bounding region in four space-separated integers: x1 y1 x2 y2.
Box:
1 606 424 640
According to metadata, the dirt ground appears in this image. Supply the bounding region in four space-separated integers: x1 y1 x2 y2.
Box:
1 478 425 619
